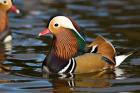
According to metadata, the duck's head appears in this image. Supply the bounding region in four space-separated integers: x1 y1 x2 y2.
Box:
39 16 83 37
0 0 20 14
39 16 86 49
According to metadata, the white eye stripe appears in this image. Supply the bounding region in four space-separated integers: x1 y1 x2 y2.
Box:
53 16 85 41
0 0 4 3
73 28 85 41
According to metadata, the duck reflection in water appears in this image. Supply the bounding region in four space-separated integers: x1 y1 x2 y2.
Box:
42 70 117 93
0 42 11 74
0 42 12 84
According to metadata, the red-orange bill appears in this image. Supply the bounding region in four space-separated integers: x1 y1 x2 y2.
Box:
10 5 20 14
39 28 51 36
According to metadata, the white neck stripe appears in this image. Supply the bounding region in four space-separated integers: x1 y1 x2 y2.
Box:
73 29 85 41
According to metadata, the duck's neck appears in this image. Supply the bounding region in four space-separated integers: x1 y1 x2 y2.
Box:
43 29 86 73
0 10 8 33
52 30 78 60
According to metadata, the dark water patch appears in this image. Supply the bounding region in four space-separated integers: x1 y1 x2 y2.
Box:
75 85 140 92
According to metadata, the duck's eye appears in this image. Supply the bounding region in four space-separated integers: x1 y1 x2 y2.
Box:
3 0 7 3
54 23 59 27
2 0 8 5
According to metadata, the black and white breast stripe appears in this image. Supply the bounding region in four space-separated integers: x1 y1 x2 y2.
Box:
58 58 76 74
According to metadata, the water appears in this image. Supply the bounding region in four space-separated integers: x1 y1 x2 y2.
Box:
0 0 140 93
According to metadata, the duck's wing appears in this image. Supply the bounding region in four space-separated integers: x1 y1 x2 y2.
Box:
87 36 116 64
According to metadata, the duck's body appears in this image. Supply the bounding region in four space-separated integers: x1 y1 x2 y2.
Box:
39 16 134 74
75 53 114 73
0 0 20 43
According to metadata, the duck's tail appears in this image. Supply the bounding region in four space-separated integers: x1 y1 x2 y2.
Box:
115 51 136 67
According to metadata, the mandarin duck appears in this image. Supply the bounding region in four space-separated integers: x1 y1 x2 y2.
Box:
0 0 20 43
39 16 134 74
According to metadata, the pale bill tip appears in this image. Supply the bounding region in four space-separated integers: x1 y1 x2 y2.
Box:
16 9 20 14
38 33 42 36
